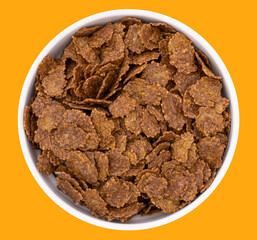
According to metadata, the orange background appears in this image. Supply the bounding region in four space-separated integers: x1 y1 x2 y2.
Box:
1 0 256 239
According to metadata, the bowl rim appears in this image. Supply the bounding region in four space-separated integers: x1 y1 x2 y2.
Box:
18 9 239 231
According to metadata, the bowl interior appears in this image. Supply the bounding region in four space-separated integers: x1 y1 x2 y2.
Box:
19 10 238 230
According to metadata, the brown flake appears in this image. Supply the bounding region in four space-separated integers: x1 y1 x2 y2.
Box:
56 177 83 205
183 90 199 118
71 98 112 106
195 51 221 80
168 32 197 73
83 189 108 218
100 33 125 65
173 68 201 95
100 177 132 208
114 130 127 153
141 61 174 87
164 171 189 200
64 58 77 79
66 150 98 184
133 51 160 65
148 150 171 169
121 161 145 179
69 65 85 98
124 136 152 165
109 92 137 118
34 128 52 150
53 124 87 149
124 105 143 135
214 97 230 114
195 49 212 69
216 133 228 145
223 109 231 134
124 78 169 106
123 63 147 84
74 26 102 37
37 151 54 175
171 132 194 163
196 107 225 136
151 22 176 33
153 131 178 147
189 77 222 107
88 23 113 48
36 56 57 81
107 202 144 222
37 104 65 132
152 196 180 214
48 151 64 167
95 63 119 77
139 24 162 50
24 106 37 142
111 49 131 90
72 36 100 64
62 109 94 132
146 105 165 122
146 142 170 167
200 169 216 193
121 17 142 27
61 42 86 68
141 108 160 138
183 143 198 169
124 24 145 54
113 22 126 36
162 93 186 130
42 65 67 97
107 150 130 176
94 151 109 181
137 173 167 199
91 108 115 149
163 169 197 202
96 70 116 99
83 75 103 98
198 137 226 169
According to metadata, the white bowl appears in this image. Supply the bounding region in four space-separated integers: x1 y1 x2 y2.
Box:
18 9 239 231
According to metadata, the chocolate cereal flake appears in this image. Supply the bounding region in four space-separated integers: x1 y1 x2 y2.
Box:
198 137 226 169
189 77 222 107
66 150 98 184
109 92 137 118
94 151 109 181
195 51 221 80
42 65 67 97
168 33 197 73
83 189 108 218
100 177 132 208
196 107 225 136
74 26 102 37
125 24 145 54
133 51 160 65
141 61 174 87
83 75 103 98
162 93 186 130
107 150 130 176
91 109 115 149
37 151 54 175
171 132 194 163
141 108 161 138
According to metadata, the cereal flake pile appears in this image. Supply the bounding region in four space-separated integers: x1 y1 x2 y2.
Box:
24 17 231 222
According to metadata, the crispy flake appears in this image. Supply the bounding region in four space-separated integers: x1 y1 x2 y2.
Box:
162 93 186 130
141 61 174 87
168 33 197 73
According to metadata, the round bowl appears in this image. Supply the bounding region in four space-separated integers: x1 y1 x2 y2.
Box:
18 9 239 231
